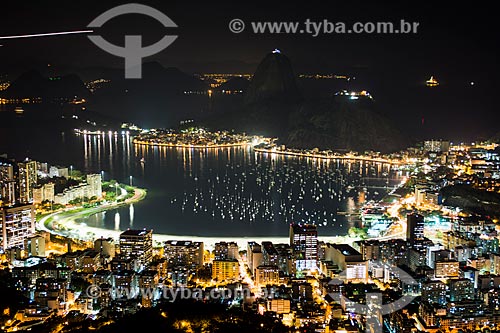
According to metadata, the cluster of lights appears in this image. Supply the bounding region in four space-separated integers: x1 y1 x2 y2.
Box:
74 129 130 136
335 90 373 100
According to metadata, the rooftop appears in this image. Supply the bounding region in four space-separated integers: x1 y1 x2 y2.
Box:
120 229 152 237
165 240 202 247
291 224 317 233
332 244 361 257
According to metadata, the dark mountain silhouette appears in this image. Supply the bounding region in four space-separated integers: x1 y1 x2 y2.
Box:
217 77 250 92
1 70 89 99
204 51 407 152
490 132 500 144
244 51 301 105
89 62 209 128
287 94 409 152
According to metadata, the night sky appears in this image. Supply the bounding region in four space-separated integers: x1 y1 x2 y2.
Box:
0 1 497 73
1 1 499 139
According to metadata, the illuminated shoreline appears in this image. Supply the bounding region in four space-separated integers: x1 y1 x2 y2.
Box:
132 139 252 149
253 147 402 164
38 208 362 249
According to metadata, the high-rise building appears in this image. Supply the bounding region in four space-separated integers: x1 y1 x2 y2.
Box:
86 174 102 198
422 280 448 305
33 183 55 204
448 278 474 302
18 161 38 203
247 242 263 275
0 204 36 250
262 241 279 266
290 224 318 271
214 241 239 260
423 140 450 153
119 229 153 270
428 249 452 269
357 240 381 261
43 183 55 203
1 180 16 206
24 234 46 257
426 244 445 268
0 161 15 206
0 162 14 182
407 213 425 246
164 240 204 269
491 253 500 275
274 243 294 275
212 259 239 282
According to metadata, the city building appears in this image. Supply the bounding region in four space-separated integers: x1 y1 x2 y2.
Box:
255 265 280 286
212 259 239 282
428 249 452 269
290 224 318 271
422 280 448 305
247 242 263 275
357 239 381 261
86 174 102 198
18 161 37 203
119 229 153 270
262 241 279 266
423 140 450 153
448 278 474 302
435 260 460 278
81 250 101 273
1 180 17 206
426 244 445 268
0 161 15 206
53 174 102 205
24 234 46 257
49 166 69 178
0 204 35 250
325 244 368 283
407 213 425 248
267 298 291 314
33 183 55 204
94 237 116 262
138 270 159 307
491 253 500 275
214 241 239 260
274 243 294 275
164 240 204 269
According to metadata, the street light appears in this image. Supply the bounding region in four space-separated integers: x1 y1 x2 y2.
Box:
129 175 133 186
101 170 104 181
69 165 73 178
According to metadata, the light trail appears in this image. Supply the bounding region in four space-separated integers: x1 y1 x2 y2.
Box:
0 30 93 40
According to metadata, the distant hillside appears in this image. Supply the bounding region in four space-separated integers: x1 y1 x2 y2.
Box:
217 77 250 92
89 62 209 127
1 70 89 99
286 94 408 152
440 184 500 215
